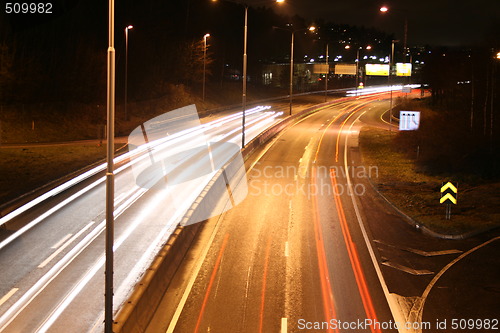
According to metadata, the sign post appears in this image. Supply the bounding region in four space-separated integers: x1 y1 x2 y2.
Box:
440 182 458 220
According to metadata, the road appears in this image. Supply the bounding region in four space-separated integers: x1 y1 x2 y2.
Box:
147 93 500 333
0 104 286 332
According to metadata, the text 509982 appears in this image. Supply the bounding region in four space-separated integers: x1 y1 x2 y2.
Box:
5 3 52 14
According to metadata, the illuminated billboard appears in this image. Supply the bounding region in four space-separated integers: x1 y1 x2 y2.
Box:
365 64 389 76
334 64 357 75
396 63 412 76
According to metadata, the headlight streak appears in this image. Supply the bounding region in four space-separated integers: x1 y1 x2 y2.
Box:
0 107 276 250
0 181 150 332
345 84 420 97
33 109 280 331
0 106 281 332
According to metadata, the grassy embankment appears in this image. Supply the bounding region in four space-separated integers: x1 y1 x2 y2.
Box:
0 82 290 206
359 98 500 236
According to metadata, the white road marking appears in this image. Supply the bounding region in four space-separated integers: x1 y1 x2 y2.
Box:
50 234 72 249
0 289 18 308
381 261 434 276
281 317 288 333
344 110 410 333
285 241 289 257
39 222 94 268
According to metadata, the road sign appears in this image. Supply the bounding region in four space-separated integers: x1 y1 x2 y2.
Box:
440 182 457 204
399 111 420 131
402 86 412 93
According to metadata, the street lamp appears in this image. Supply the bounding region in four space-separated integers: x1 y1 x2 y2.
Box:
105 1 116 333
274 24 316 115
203 33 210 103
124 25 133 121
346 44 372 96
380 5 409 60
212 0 284 148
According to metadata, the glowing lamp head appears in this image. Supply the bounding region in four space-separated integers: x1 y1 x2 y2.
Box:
380 6 388 13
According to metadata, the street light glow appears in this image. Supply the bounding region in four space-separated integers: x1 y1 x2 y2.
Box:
380 6 388 13
126 25 133 30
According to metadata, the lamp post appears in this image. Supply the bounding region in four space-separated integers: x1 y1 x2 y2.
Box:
347 44 372 96
324 42 329 102
380 6 409 61
105 0 115 332
124 25 133 121
203 33 210 103
389 39 398 132
274 25 316 115
212 0 284 148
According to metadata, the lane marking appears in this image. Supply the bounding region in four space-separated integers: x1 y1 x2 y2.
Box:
194 233 230 333
373 239 463 257
0 289 18 308
258 236 272 333
284 241 289 257
50 234 72 249
381 261 434 276
38 222 94 268
281 317 288 333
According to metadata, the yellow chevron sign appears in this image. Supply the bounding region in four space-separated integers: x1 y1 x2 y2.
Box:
441 182 457 194
440 193 457 204
440 181 457 205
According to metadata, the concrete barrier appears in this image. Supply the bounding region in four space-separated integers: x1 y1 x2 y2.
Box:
113 96 353 332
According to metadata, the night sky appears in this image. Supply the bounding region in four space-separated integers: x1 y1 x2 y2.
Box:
254 0 500 46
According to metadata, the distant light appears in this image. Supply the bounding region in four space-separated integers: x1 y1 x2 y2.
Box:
309 26 316 32
366 45 372 50
345 45 351 49
380 6 388 13
276 0 285 3
496 52 500 59
126 25 133 30
204 33 211 39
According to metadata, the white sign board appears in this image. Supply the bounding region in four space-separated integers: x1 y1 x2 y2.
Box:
402 86 412 93
399 111 420 131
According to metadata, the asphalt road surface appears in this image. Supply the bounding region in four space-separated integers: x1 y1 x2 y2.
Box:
147 93 500 333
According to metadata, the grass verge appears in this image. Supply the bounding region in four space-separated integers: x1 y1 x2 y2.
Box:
0 144 122 206
359 127 500 236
